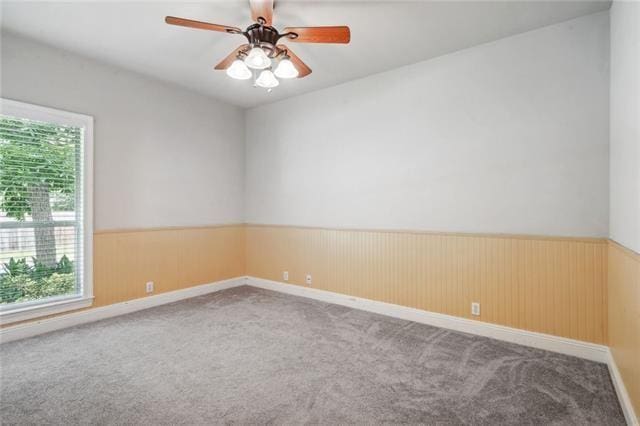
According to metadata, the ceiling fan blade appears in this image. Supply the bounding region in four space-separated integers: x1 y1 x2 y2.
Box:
214 44 251 70
165 16 242 34
282 26 350 44
249 0 274 25
277 45 312 78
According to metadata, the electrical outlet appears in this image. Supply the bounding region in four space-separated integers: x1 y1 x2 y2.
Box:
283 271 289 281
305 274 312 286
146 281 154 294
471 302 480 316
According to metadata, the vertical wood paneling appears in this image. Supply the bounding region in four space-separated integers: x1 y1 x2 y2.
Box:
608 240 640 415
93 225 245 307
246 225 609 344
2 225 246 328
7 224 617 353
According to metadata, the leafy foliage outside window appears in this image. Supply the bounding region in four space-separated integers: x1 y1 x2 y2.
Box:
0 115 79 304
0 256 75 303
0 117 77 220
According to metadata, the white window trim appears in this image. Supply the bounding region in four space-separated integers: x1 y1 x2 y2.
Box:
0 98 93 325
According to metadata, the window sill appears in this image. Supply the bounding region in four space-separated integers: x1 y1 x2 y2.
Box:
0 296 94 325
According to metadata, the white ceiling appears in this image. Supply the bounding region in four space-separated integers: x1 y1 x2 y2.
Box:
1 1 610 108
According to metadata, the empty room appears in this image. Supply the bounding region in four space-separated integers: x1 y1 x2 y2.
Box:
0 0 638 424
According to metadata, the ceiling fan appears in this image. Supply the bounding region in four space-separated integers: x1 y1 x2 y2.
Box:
165 0 350 90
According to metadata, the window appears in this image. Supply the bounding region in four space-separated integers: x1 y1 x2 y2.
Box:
0 99 93 324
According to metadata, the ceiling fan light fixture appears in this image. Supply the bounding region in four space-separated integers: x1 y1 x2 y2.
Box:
274 57 299 79
255 69 279 88
166 3 350 89
226 59 252 80
244 46 271 69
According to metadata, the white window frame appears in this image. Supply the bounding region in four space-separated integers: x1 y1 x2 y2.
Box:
0 98 93 324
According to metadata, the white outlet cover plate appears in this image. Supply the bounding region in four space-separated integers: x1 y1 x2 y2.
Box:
471 303 480 316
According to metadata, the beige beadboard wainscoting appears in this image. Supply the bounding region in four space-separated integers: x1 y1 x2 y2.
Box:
246 224 609 345
3 223 610 346
2 223 637 420
0 224 246 329
93 224 246 306
608 240 640 417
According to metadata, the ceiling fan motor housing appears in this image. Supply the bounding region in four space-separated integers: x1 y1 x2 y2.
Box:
244 24 293 57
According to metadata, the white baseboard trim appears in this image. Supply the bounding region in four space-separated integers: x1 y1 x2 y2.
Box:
246 277 610 363
608 349 639 426
0 276 246 344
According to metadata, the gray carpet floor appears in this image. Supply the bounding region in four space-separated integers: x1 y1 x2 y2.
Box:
0 285 625 425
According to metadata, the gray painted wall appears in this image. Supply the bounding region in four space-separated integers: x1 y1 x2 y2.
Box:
1 32 245 231
245 13 610 237
609 0 640 252
2 12 617 240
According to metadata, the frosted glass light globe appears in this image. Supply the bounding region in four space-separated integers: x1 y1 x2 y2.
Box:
255 69 279 88
274 58 299 79
244 47 271 70
226 59 252 80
